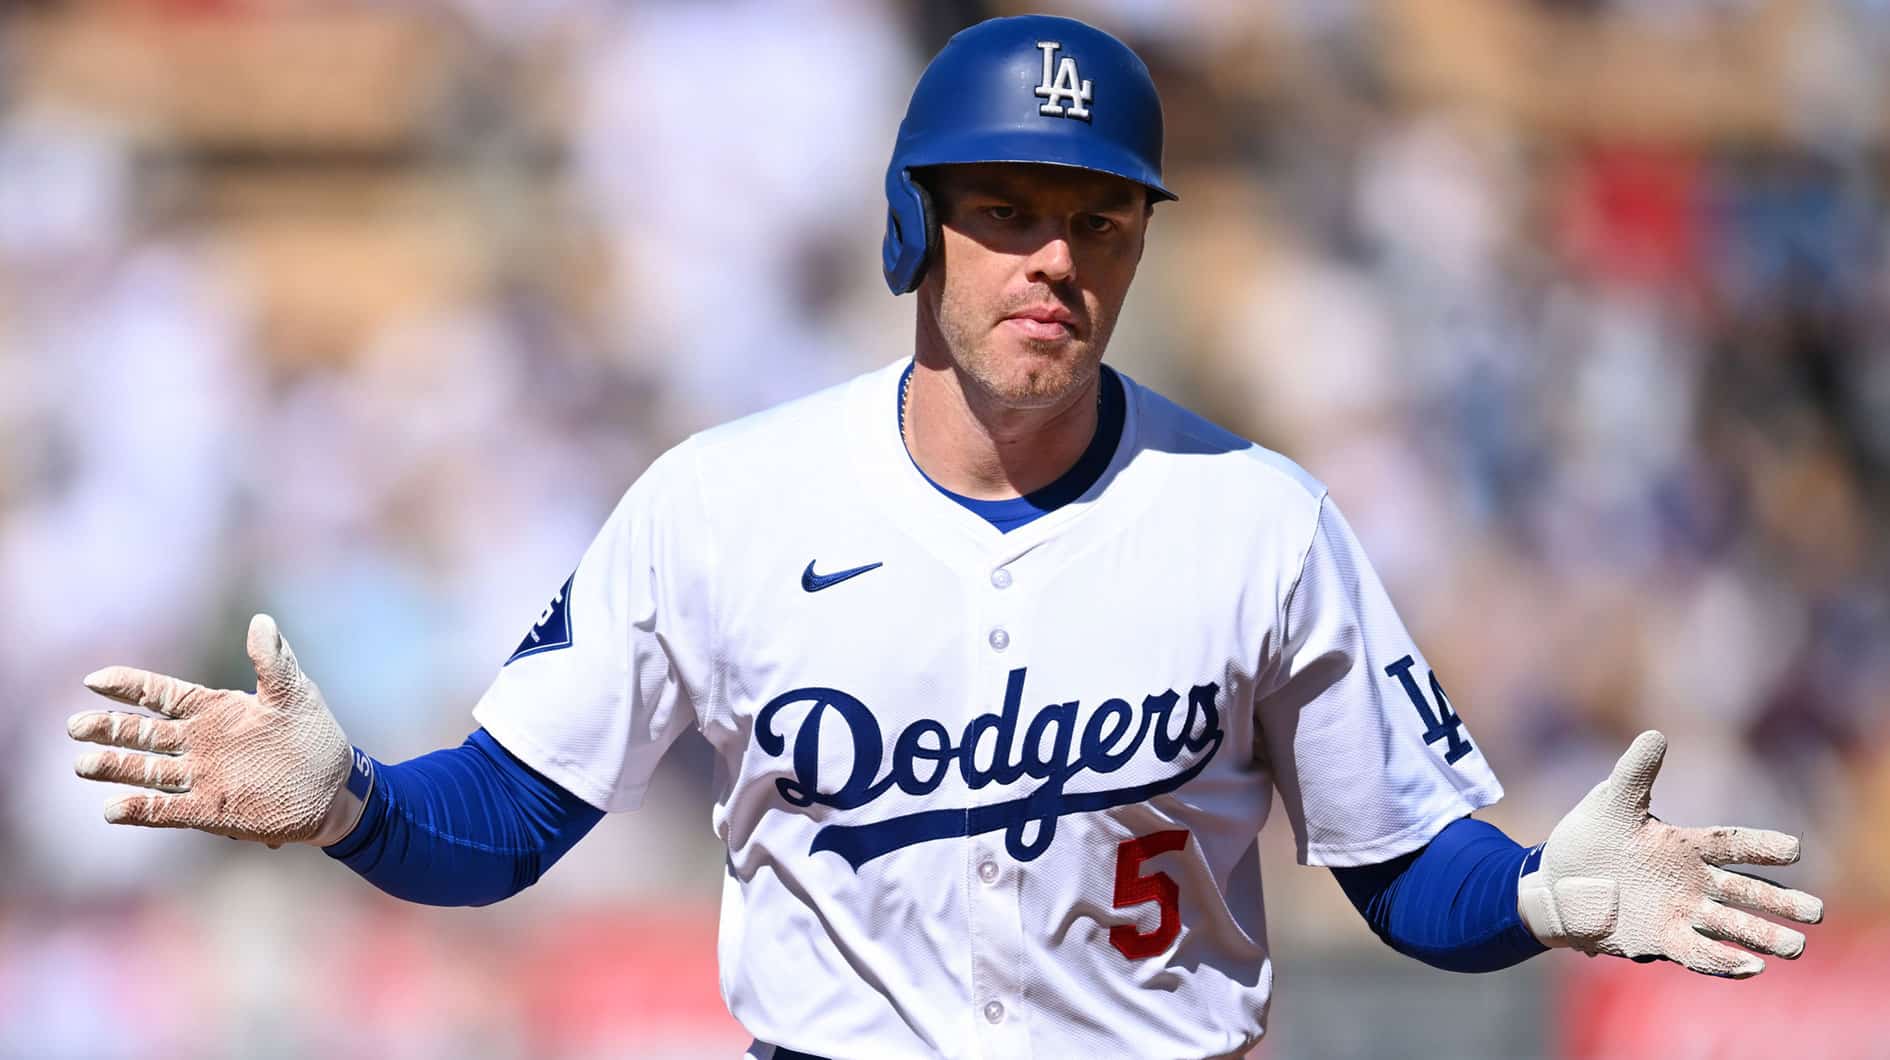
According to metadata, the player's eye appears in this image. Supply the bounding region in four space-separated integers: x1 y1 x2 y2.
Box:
1083 214 1118 235
985 204 1018 222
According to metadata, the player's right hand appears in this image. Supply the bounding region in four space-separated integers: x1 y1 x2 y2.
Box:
69 614 362 847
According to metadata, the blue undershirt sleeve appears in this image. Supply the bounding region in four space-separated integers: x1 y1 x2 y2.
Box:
322 727 605 907
1329 816 1548 973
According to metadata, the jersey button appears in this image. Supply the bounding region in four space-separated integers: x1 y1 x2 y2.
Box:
990 568 1012 589
983 1001 1005 1024
978 860 999 884
987 628 1010 651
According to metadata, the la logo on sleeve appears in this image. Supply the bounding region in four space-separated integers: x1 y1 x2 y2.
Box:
507 571 575 665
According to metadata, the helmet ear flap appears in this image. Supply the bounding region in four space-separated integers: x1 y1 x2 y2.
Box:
882 167 938 294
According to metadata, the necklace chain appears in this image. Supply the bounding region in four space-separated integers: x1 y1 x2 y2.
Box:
899 367 913 437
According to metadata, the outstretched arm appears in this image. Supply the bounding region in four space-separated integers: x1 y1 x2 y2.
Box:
1334 732 1824 979
69 614 602 906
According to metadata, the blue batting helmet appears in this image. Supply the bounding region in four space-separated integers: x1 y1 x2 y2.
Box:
881 15 1176 294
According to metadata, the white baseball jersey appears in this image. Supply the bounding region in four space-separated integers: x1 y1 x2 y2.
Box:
473 359 1503 1060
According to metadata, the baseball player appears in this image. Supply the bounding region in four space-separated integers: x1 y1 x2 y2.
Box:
68 16 1823 1060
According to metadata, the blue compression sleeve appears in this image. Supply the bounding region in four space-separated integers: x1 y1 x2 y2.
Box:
323 728 604 907
1330 816 1548 973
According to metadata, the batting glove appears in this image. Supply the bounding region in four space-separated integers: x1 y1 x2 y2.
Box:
69 614 365 847
1517 730 1824 978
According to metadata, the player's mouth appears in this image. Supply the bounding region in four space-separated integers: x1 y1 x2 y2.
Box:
1001 305 1078 341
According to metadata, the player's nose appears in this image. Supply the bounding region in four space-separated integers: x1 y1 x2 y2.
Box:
1023 231 1076 285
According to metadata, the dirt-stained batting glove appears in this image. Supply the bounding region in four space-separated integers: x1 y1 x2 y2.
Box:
1516 730 1824 978
68 614 365 847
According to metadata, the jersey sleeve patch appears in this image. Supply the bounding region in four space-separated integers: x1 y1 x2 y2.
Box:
506 572 575 665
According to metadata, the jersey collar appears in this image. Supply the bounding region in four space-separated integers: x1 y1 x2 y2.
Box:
850 358 1145 566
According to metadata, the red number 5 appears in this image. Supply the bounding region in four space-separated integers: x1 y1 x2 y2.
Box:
1110 829 1190 959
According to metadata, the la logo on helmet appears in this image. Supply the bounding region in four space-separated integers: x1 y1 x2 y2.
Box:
1034 41 1093 120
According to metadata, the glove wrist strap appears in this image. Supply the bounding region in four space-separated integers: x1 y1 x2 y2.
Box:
310 747 374 848
1515 843 1573 947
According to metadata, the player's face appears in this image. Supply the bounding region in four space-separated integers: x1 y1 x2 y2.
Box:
920 163 1149 409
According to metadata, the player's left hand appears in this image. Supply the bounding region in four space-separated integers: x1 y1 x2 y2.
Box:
1516 730 1824 978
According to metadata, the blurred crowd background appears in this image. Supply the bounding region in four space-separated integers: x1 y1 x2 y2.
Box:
3 0 1888 1057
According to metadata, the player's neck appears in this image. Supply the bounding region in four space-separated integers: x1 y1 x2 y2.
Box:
901 353 1101 501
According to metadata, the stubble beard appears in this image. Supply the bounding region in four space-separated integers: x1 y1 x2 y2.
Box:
936 293 1117 412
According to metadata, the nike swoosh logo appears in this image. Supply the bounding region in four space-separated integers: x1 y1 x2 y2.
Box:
802 560 884 593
